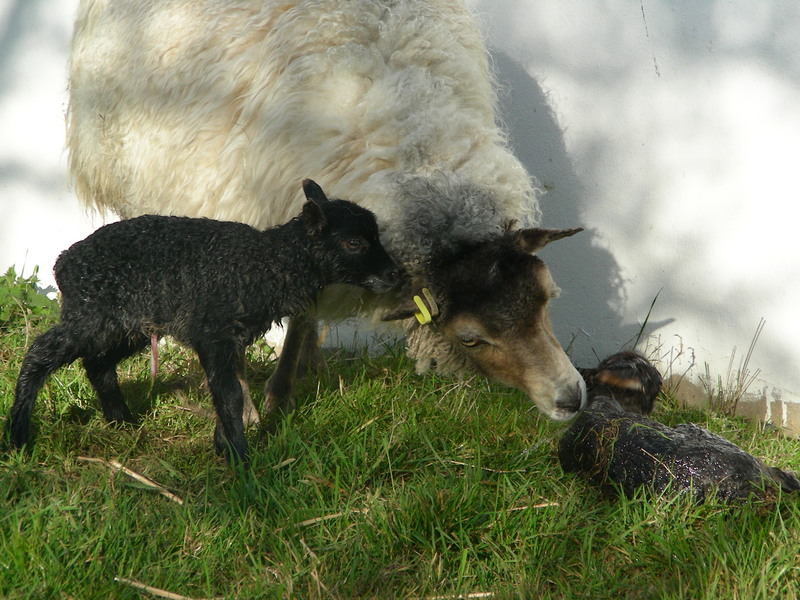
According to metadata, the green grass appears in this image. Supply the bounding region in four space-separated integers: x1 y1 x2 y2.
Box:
2 281 800 599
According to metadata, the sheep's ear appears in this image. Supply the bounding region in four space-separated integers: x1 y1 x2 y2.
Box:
515 227 583 254
382 299 420 322
301 179 328 234
382 287 439 324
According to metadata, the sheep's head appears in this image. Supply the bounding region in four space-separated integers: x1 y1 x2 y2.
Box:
383 226 586 421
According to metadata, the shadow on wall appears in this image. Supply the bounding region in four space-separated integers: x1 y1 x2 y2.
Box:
491 51 671 365
0 2 29 88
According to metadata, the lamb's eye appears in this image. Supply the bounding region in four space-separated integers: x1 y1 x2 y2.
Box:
343 238 366 252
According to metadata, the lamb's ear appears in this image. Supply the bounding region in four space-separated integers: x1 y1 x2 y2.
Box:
301 179 328 234
515 227 583 254
302 179 329 204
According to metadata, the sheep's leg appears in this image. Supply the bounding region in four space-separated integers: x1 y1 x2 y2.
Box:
150 334 159 379
195 341 248 465
297 318 326 378
263 311 317 427
82 338 146 425
8 325 81 449
237 355 260 427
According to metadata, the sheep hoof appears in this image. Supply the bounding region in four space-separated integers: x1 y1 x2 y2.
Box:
258 392 296 436
297 343 327 377
264 388 296 412
242 397 261 427
238 376 260 427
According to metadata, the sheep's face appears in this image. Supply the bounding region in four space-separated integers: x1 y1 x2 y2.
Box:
385 227 586 420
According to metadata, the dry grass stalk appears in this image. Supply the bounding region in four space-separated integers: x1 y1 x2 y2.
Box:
115 577 223 600
77 456 184 505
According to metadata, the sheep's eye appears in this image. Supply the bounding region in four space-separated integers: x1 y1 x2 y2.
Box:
458 336 486 348
342 237 366 252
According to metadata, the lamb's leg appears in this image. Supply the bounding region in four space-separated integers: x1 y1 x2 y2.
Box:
82 336 147 424
7 325 82 449
263 311 317 428
195 341 248 465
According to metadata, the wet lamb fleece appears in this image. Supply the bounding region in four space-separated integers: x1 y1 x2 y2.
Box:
564 353 800 502
6 180 398 465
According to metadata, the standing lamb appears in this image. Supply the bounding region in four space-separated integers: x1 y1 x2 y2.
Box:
67 0 587 421
7 180 398 464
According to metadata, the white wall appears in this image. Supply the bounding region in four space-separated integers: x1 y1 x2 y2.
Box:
465 0 800 410
0 0 99 294
2 1 799 410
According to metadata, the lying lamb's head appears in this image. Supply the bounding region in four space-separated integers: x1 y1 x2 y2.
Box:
301 179 399 293
384 225 586 421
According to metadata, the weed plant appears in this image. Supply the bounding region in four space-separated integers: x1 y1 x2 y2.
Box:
1 272 799 599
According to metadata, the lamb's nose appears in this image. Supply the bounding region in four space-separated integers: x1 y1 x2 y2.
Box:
383 268 400 288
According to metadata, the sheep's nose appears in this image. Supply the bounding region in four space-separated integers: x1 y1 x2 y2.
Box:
552 375 588 421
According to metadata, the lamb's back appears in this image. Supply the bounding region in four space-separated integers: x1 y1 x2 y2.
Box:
55 215 311 340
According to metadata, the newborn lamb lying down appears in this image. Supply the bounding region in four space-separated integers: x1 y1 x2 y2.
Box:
564 353 800 502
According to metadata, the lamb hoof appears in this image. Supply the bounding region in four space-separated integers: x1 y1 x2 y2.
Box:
102 408 135 426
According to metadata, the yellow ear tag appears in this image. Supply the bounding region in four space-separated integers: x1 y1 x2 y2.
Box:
420 287 438 316
413 294 432 324
412 287 438 325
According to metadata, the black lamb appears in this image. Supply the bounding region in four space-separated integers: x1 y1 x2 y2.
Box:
578 350 662 415
6 179 398 464
560 394 800 503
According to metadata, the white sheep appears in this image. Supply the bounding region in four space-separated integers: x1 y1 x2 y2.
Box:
66 0 586 422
